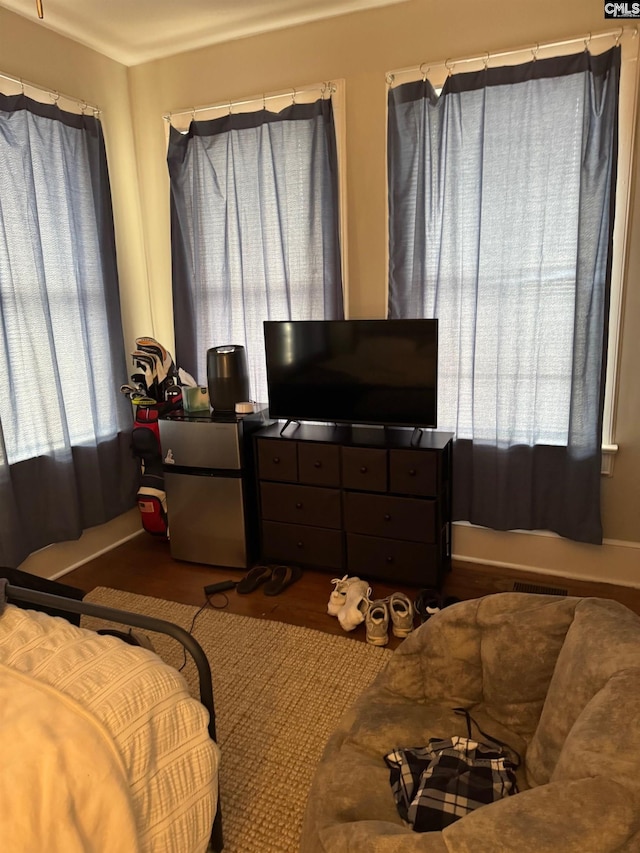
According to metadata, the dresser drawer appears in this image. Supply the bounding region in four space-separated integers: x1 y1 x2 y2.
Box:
346 533 439 587
341 447 387 492
262 521 343 569
260 482 341 529
389 449 437 496
344 492 436 543
298 442 341 487
257 438 298 482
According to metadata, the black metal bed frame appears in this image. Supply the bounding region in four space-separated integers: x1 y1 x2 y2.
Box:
4 583 223 853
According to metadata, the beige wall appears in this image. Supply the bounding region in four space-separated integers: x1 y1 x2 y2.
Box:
1 0 639 584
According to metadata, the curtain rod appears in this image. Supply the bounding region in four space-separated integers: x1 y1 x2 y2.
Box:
164 81 336 124
386 26 637 85
0 70 100 115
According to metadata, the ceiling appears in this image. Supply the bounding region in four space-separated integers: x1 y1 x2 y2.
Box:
0 0 409 66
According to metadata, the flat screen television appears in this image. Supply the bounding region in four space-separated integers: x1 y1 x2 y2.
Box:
263 319 438 428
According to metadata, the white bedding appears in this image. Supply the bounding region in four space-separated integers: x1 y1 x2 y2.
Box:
0 660 141 852
0 604 220 852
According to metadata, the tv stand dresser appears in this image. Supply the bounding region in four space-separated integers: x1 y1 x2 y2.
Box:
254 422 453 588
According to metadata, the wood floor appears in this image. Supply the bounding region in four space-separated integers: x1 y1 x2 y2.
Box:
62 532 640 651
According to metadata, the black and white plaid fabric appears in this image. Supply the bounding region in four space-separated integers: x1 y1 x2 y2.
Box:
384 710 519 832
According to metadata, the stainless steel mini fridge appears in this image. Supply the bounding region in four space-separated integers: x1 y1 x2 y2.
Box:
159 409 268 568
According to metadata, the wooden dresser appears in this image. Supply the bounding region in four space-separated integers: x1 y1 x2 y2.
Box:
254 422 453 588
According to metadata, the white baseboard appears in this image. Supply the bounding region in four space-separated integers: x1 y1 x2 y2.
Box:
17 509 143 581
49 529 143 581
452 522 640 589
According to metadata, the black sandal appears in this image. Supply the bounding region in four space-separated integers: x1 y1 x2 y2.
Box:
263 564 303 596
236 564 273 594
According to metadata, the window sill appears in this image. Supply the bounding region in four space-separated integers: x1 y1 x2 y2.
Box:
602 443 619 477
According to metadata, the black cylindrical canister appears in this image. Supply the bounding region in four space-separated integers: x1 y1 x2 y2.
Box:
206 345 250 412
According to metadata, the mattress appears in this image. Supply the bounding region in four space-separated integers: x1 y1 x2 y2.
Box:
0 603 220 852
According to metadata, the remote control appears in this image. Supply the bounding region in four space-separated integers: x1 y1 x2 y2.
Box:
204 580 237 595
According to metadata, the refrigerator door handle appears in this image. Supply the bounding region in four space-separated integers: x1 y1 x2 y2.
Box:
162 465 243 478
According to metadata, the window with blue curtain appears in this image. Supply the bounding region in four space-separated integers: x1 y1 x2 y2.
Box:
387 47 620 544
0 93 138 567
167 96 344 404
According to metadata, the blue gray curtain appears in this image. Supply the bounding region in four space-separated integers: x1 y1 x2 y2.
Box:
167 98 344 402
0 93 138 567
388 48 620 544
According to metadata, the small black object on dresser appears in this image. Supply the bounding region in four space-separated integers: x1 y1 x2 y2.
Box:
253 422 453 588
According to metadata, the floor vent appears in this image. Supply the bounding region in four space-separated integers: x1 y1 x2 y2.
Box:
512 582 568 596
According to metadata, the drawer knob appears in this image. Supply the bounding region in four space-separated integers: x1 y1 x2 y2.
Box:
273 456 280 464
295 502 303 509
360 466 368 473
385 555 394 563
296 541 304 549
314 460 322 468
384 513 391 521
408 468 417 476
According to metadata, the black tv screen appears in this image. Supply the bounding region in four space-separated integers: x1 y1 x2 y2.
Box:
263 319 438 428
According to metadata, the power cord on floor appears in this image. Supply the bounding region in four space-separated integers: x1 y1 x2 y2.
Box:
177 582 237 672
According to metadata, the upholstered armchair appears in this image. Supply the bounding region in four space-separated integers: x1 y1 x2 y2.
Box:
301 593 640 852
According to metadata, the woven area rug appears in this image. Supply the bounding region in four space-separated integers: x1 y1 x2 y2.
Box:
83 587 393 853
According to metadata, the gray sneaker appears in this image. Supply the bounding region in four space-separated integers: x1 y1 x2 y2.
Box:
365 599 390 646
388 591 415 637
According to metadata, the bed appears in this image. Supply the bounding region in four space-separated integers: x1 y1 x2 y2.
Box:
0 580 222 853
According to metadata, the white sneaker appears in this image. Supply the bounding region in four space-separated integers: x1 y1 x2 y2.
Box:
327 575 363 616
337 581 372 631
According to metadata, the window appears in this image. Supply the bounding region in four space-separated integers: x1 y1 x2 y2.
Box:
386 33 633 543
387 30 639 466
167 83 346 402
0 87 137 567
0 97 131 464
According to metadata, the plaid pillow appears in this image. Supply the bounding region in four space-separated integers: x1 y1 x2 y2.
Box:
384 709 520 832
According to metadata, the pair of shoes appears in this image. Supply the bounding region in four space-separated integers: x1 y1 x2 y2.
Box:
413 588 461 624
327 576 373 630
365 592 415 646
237 564 303 596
